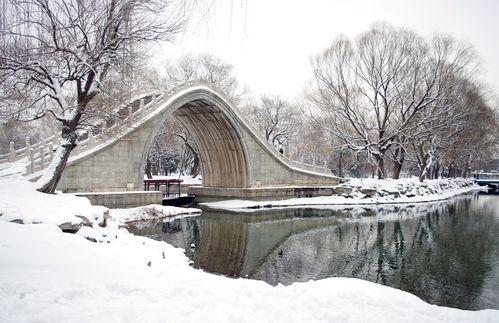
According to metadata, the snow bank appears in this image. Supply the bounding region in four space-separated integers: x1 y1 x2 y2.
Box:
203 178 481 210
0 175 106 226
0 162 199 228
0 158 28 177
0 220 497 322
109 204 201 225
0 172 497 321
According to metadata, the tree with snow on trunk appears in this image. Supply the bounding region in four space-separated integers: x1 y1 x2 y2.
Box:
0 0 185 193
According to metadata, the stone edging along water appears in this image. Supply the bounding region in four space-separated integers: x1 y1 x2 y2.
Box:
201 178 485 210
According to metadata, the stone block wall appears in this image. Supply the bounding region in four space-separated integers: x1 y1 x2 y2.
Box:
75 191 162 208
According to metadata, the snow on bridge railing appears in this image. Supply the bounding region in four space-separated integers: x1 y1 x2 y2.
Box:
1 81 333 177
1 89 164 175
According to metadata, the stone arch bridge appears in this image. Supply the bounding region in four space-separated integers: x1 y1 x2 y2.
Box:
2 84 342 201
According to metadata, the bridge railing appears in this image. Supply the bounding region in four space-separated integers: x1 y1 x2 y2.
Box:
1 81 333 177
1 90 165 175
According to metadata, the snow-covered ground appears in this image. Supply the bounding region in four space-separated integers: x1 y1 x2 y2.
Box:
1 168 497 322
0 162 200 229
109 204 200 225
203 177 482 210
1 220 498 323
0 175 107 227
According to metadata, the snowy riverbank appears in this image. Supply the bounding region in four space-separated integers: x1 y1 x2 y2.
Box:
1 174 497 322
202 177 482 210
1 219 498 323
0 175 200 230
109 204 201 226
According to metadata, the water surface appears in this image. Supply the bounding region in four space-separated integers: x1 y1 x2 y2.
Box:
129 192 499 310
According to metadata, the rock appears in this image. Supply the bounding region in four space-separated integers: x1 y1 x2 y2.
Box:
333 185 354 195
10 219 24 224
377 190 388 197
74 215 92 227
98 210 110 227
58 222 82 233
360 187 377 197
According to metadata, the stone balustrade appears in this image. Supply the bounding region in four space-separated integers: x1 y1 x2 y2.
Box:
0 82 333 178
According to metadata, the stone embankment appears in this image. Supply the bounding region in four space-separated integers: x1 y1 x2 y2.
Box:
202 178 480 210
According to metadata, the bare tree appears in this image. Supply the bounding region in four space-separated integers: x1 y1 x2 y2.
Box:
163 53 245 104
410 79 498 180
309 23 477 179
245 94 301 150
145 118 200 179
0 0 185 193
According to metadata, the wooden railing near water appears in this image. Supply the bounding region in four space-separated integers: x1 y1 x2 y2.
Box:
143 178 183 197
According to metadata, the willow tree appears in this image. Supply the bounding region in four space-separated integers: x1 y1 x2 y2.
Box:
309 23 477 179
0 0 186 193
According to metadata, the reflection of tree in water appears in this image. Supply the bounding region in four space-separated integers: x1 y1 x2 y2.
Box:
135 195 498 310
252 197 498 310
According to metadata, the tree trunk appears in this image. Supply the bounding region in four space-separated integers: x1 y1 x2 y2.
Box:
393 160 403 179
145 158 153 179
375 155 385 179
433 162 440 179
36 117 80 194
448 163 456 178
418 169 427 182
392 146 405 179
190 153 200 178
337 149 343 177
419 153 435 182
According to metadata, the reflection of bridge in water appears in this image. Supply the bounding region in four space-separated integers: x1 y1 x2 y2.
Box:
130 208 352 277
129 194 499 310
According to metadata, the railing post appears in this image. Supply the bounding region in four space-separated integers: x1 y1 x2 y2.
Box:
73 138 80 155
47 143 53 162
8 142 16 162
128 106 133 125
139 98 146 118
25 136 31 150
51 128 59 146
27 149 34 174
88 130 95 148
101 120 107 135
151 95 157 110
39 145 45 169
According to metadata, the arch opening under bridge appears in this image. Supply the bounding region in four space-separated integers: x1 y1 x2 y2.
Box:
140 89 251 188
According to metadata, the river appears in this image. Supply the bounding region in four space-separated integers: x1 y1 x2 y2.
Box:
129 192 499 310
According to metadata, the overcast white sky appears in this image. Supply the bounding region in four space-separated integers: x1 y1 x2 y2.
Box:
154 0 499 100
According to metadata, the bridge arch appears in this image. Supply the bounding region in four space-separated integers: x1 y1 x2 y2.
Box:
139 87 251 188
55 84 341 196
